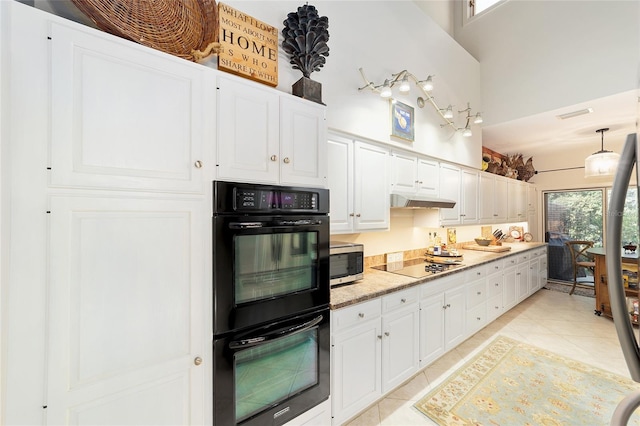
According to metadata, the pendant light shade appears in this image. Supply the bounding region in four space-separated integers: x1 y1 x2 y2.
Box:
584 128 620 177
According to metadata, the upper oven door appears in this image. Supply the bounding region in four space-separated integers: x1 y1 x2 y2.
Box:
213 214 330 334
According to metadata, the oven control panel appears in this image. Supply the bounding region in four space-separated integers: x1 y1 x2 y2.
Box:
235 189 318 211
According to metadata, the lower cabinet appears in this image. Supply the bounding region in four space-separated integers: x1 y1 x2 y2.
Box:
284 398 332 426
331 288 419 425
419 275 465 367
331 247 548 425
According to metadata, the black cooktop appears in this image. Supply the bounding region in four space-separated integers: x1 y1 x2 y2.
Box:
371 258 463 279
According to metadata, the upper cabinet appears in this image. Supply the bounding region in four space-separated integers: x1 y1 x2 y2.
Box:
439 164 478 226
479 173 508 223
390 152 439 196
508 179 528 222
49 23 214 194
217 76 327 188
328 134 389 234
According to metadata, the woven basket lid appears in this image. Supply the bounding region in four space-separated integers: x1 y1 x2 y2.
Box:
70 0 219 62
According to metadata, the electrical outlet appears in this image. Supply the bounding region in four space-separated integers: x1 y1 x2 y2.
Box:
386 252 403 263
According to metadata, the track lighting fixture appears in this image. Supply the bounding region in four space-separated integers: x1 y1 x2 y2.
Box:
357 68 481 136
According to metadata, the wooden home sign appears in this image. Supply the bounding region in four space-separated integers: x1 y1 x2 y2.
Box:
218 3 278 86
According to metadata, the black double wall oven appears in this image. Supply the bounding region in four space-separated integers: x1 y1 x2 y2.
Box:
212 181 330 426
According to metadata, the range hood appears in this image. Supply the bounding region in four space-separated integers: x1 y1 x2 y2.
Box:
390 193 456 209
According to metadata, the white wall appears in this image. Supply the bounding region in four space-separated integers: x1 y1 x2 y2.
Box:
453 0 639 127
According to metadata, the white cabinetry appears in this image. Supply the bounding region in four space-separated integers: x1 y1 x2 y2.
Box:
50 22 212 193
331 299 382 426
439 164 478 225
503 257 518 312
328 134 389 234
486 262 505 322
3 4 212 424
331 287 418 425
465 266 487 335
479 173 508 223
516 253 531 303
390 152 439 196
461 168 479 224
285 398 332 426
508 179 528 222
217 76 327 187
439 163 461 225
419 276 466 366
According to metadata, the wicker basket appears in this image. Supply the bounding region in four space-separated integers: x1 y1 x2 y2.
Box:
70 0 220 62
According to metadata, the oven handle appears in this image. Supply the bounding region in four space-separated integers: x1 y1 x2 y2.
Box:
228 314 323 350
229 219 323 229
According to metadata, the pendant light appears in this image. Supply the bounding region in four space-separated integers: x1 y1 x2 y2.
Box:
584 128 620 177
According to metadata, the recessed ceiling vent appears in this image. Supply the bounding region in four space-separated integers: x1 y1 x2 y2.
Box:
556 108 594 120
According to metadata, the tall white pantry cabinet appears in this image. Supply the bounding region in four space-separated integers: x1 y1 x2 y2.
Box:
0 2 327 425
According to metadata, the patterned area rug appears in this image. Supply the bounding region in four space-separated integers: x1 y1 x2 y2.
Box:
414 336 640 425
543 281 595 298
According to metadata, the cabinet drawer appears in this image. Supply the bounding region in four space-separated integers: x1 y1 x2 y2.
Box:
465 265 486 282
382 287 418 313
466 280 487 309
487 260 503 274
487 273 503 298
486 294 503 321
518 253 530 263
332 298 381 332
504 256 518 267
466 303 486 332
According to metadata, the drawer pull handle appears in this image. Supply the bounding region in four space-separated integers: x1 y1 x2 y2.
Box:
358 313 365 318
194 160 203 168
495 283 499 287
477 272 481 275
385 332 390 337
477 291 482 295
378 335 382 340
401 298 406 303
477 317 481 321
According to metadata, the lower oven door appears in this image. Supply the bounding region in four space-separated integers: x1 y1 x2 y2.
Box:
213 308 330 426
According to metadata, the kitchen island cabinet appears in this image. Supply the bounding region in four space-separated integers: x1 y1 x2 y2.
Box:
587 247 639 318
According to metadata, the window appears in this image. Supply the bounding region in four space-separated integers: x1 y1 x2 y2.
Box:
469 0 504 18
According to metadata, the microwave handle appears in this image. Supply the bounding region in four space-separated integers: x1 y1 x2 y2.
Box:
228 315 323 350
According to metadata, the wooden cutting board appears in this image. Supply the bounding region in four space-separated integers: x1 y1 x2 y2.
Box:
462 244 512 252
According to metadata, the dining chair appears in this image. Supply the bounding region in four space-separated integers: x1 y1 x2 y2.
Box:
564 240 596 295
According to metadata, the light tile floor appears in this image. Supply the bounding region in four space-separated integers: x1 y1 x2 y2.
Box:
345 287 634 426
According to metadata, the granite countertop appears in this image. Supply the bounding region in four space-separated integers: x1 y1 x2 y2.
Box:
330 242 547 310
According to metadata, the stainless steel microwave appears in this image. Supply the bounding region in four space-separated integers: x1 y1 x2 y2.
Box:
330 241 364 286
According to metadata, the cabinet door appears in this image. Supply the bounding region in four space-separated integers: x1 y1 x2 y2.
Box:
46 196 208 425
327 136 354 233
529 258 541 292
479 173 496 223
494 177 509 222
439 164 461 225
416 157 439 196
331 320 382 426
217 76 279 184
279 97 327 187
382 305 419 392
461 168 478 224
503 266 517 311
391 152 418 193
50 23 211 193
508 180 527 222
419 293 445 366
444 286 466 350
354 142 390 231
516 262 530 302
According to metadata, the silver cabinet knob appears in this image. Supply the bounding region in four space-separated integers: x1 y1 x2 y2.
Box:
401 298 406 303
270 155 277 161
356 213 361 217
194 356 203 366
384 332 390 337
283 157 290 164
349 213 355 217
194 160 203 168
358 313 365 318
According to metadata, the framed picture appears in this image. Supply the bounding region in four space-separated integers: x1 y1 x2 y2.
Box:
390 100 415 141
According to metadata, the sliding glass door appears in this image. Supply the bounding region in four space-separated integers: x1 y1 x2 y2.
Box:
544 187 638 283
544 190 603 282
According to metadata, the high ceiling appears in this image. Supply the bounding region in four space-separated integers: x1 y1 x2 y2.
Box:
481 90 639 159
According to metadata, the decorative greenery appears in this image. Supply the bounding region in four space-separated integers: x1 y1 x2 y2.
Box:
282 4 329 78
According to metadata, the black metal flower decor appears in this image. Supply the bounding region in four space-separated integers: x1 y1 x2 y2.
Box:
282 4 329 104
